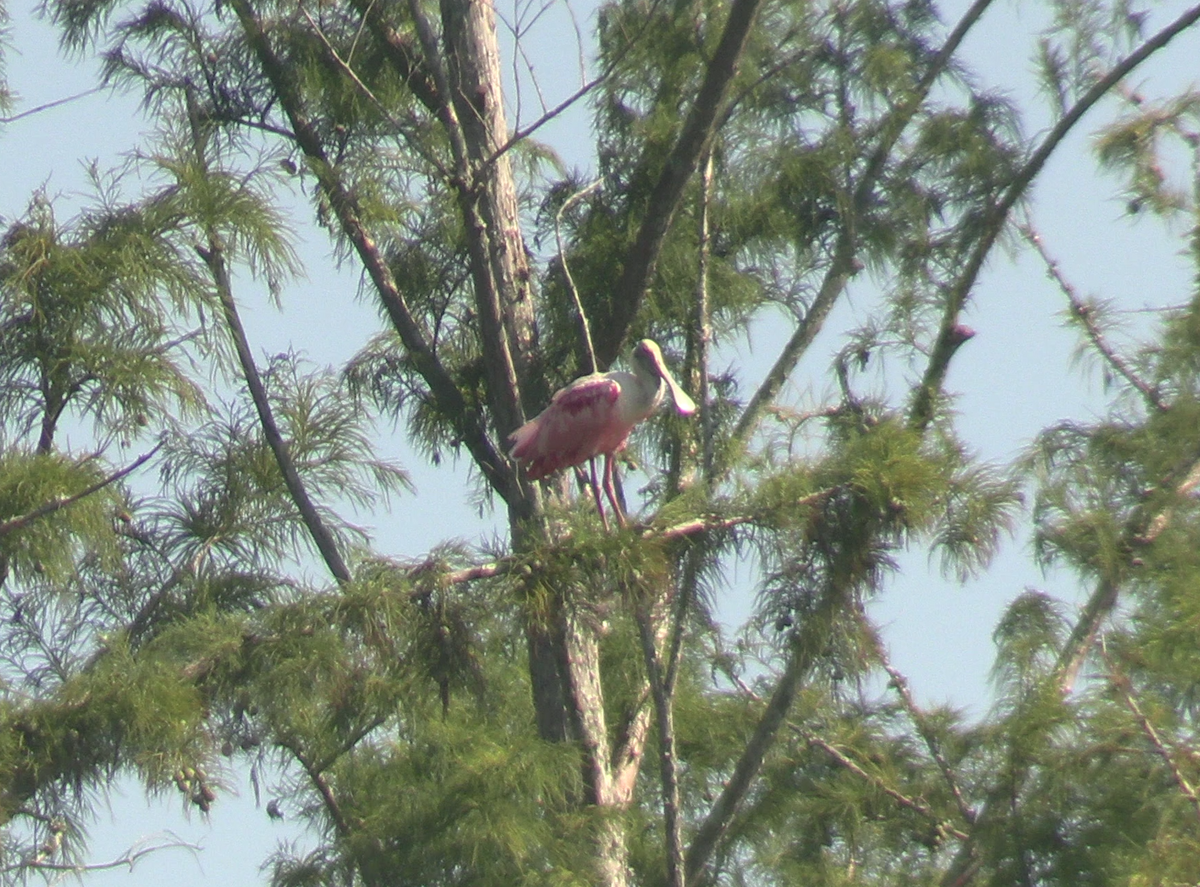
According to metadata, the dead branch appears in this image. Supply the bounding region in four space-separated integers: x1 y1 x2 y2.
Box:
555 177 605 375
0 88 103 125
2 833 200 876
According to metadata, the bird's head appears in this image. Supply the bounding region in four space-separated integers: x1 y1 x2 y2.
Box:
632 339 697 416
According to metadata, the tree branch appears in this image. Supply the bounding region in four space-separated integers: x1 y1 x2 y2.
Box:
228 0 514 502
1103 644 1200 827
1020 222 1165 411
909 2 1200 431
556 177 605 375
597 0 766 367
300 5 451 180
346 0 443 113
1055 445 1200 696
185 93 352 586
279 738 353 838
728 0 998 457
3 834 200 876
803 732 969 841
636 605 684 887
0 87 103 124
882 664 975 826
684 635 807 883
0 443 162 539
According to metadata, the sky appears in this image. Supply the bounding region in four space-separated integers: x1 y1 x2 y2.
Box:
1 0 1199 882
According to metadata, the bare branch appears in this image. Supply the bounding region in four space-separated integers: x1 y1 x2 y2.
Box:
1056 450 1200 695
2 834 200 876
347 0 442 112
555 177 605 375
279 738 353 838
0 88 103 125
481 0 670 168
695 152 716 483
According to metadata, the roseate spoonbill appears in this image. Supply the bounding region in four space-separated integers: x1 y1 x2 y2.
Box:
509 339 696 526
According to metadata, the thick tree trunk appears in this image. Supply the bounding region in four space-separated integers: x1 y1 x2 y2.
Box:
439 0 539 436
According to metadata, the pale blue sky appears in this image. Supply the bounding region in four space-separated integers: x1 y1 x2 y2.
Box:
2 0 1199 882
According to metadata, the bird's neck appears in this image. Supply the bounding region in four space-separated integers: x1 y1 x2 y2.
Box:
630 366 665 415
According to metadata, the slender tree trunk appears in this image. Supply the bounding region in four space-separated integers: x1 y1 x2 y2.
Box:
429 6 633 881
558 602 632 887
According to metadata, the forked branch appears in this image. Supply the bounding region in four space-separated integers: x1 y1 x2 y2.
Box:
1 834 199 876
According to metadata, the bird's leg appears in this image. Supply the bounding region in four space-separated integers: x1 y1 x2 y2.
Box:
583 458 609 530
601 455 626 527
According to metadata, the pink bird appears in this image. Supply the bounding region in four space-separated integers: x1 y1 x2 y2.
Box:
509 339 697 526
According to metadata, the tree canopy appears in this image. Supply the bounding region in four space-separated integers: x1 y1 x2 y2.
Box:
2 0 1200 885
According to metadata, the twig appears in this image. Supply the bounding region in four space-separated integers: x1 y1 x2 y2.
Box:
300 4 450 179
0 442 163 539
3 834 199 875
1020 222 1164 410
0 88 103 125
555 178 604 374
803 731 969 841
883 664 976 826
1102 642 1200 826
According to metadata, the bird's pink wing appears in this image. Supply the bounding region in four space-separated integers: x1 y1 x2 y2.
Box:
509 376 627 479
